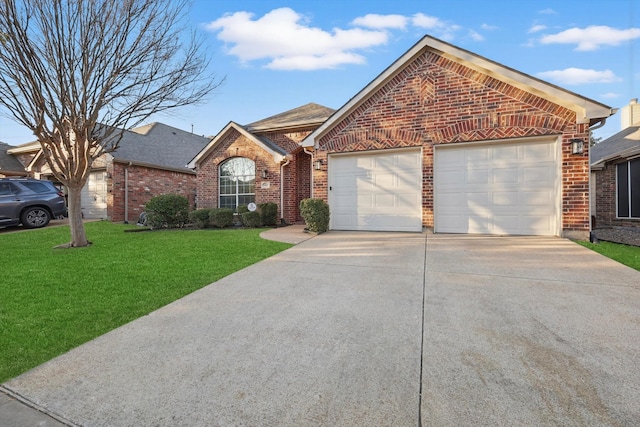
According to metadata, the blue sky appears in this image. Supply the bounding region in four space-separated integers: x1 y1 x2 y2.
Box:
0 0 638 145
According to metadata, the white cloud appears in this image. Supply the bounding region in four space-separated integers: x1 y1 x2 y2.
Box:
411 13 444 29
481 23 498 31
536 68 622 85
600 92 620 99
411 13 461 40
540 25 640 51
206 8 388 70
351 14 408 30
529 24 547 34
469 30 484 41
538 8 557 15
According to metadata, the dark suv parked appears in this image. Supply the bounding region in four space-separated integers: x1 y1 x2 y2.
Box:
0 178 67 229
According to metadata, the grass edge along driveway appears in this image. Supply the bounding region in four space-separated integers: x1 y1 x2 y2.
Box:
1 222 292 383
578 240 640 272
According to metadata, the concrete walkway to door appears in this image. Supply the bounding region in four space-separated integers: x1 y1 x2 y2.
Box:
1 230 639 426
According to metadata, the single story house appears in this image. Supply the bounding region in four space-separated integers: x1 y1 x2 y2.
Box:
8 122 210 222
0 142 28 177
191 35 614 238
591 99 640 230
188 103 335 223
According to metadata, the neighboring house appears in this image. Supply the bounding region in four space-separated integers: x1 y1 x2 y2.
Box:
8 123 210 222
0 142 28 177
591 99 640 230
298 35 614 238
188 103 335 223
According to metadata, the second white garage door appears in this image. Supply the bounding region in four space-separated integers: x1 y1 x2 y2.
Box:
434 138 560 236
329 149 422 232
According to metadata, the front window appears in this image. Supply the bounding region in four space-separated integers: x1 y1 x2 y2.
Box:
219 157 255 210
617 158 640 218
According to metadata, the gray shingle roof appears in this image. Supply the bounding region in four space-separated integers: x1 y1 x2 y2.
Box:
245 103 335 132
0 142 27 173
110 123 211 171
591 125 640 166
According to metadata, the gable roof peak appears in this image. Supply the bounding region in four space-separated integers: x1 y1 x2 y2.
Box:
303 34 614 147
245 102 335 132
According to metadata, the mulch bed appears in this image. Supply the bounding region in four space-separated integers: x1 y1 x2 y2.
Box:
591 228 640 247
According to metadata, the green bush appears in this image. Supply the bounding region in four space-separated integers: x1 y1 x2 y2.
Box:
240 211 261 228
258 202 278 226
209 208 234 228
189 208 211 228
145 194 189 229
300 198 330 233
236 205 249 214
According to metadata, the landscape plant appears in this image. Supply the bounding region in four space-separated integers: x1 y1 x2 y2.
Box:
209 208 234 228
258 202 278 226
189 208 212 228
145 194 190 229
300 198 330 233
241 211 262 228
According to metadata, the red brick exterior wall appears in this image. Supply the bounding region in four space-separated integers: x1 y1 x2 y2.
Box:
313 49 592 234
109 162 196 223
195 127 316 224
594 163 640 229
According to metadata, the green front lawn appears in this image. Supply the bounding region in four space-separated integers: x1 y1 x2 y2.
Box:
0 222 292 383
578 240 640 271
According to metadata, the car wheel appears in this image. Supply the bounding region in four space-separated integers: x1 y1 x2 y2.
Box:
21 207 51 229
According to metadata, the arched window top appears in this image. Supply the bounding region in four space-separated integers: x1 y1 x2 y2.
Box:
220 157 255 179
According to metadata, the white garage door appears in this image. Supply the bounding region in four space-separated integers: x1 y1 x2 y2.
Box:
81 171 108 219
434 138 559 236
329 149 422 232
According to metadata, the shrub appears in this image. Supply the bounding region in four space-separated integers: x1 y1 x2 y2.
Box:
189 208 211 229
299 198 330 233
258 202 278 226
209 208 234 228
145 194 189 229
240 211 261 228
236 205 249 214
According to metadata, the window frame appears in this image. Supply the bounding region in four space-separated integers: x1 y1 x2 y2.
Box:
616 158 640 219
218 157 256 210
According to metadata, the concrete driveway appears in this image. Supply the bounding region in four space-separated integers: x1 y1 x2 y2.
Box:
2 231 639 426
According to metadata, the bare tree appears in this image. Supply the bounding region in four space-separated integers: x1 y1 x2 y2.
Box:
0 0 222 247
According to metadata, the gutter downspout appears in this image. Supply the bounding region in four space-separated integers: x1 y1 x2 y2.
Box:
280 157 291 224
303 147 314 199
587 117 608 238
124 162 132 223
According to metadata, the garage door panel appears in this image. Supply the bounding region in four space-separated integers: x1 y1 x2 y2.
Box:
493 168 519 184
468 169 489 184
524 142 555 159
493 145 518 160
435 139 558 236
521 190 554 206
493 191 518 206
466 147 489 162
329 149 422 232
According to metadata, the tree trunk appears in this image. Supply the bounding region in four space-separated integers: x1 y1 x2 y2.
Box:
66 184 89 247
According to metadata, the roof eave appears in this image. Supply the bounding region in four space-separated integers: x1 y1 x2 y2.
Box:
247 120 328 133
114 158 196 175
187 122 286 169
